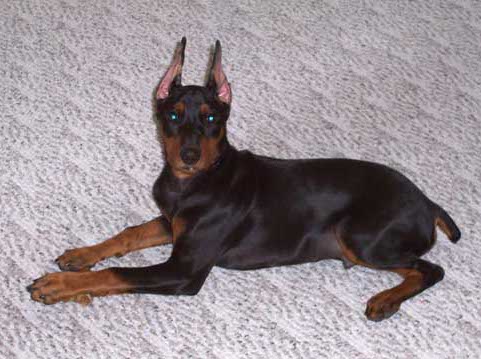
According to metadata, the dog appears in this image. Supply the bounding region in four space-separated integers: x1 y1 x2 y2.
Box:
27 38 460 321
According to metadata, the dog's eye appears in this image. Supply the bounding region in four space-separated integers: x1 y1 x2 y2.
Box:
207 114 215 123
169 112 179 121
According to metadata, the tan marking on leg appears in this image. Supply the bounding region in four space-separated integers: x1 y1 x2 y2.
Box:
172 217 187 244
56 217 172 271
366 268 424 321
333 228 371 268
336 237 361 264
30 269 136 305
333 227 430 321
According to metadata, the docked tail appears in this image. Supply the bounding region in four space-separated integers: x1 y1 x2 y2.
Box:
433 203 461 243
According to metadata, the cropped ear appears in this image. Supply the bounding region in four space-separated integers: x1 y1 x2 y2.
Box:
207 40 232 104
156 37 186 100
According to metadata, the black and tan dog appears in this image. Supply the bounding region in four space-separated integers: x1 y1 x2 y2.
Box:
27 38 460 321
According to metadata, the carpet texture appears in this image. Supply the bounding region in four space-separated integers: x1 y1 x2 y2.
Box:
1 0 481 358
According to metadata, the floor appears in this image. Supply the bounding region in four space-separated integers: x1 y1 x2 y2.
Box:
1 0 481 358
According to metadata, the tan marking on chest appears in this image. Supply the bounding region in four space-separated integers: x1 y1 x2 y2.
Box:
172 217 187 243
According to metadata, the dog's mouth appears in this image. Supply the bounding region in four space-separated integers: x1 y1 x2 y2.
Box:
180 165 197 172
173 163 201 177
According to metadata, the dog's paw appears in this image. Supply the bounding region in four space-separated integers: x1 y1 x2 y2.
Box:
365 292 401 322
26 272 93 306
55 247 97 272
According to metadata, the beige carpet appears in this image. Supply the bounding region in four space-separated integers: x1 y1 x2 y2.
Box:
1 0 481 358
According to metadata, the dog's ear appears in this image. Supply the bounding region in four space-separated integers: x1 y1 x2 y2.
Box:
207 40 232 104
156 37 186 100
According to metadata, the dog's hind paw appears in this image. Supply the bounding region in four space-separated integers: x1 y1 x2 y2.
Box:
365 293 401 322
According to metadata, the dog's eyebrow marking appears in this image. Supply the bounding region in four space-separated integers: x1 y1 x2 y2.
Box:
174 102 185 114
199 103 211 115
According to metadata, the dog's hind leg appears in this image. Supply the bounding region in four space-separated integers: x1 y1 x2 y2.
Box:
364 259 445 321
335 217 446 321
55 216 172 271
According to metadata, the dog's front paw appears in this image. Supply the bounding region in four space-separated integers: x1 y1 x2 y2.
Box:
26 272 93 305
55 247 98 272
365 292 401 322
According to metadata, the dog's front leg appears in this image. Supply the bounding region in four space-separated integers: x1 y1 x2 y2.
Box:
55 216 172 271
28 216 225 305
27 258 209 305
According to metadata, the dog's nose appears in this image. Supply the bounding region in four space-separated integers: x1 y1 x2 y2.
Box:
180 147 201 165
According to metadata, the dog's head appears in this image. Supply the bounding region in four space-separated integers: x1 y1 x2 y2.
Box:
155 37 232 179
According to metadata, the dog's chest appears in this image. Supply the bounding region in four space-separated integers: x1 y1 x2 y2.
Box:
152 173 182 221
